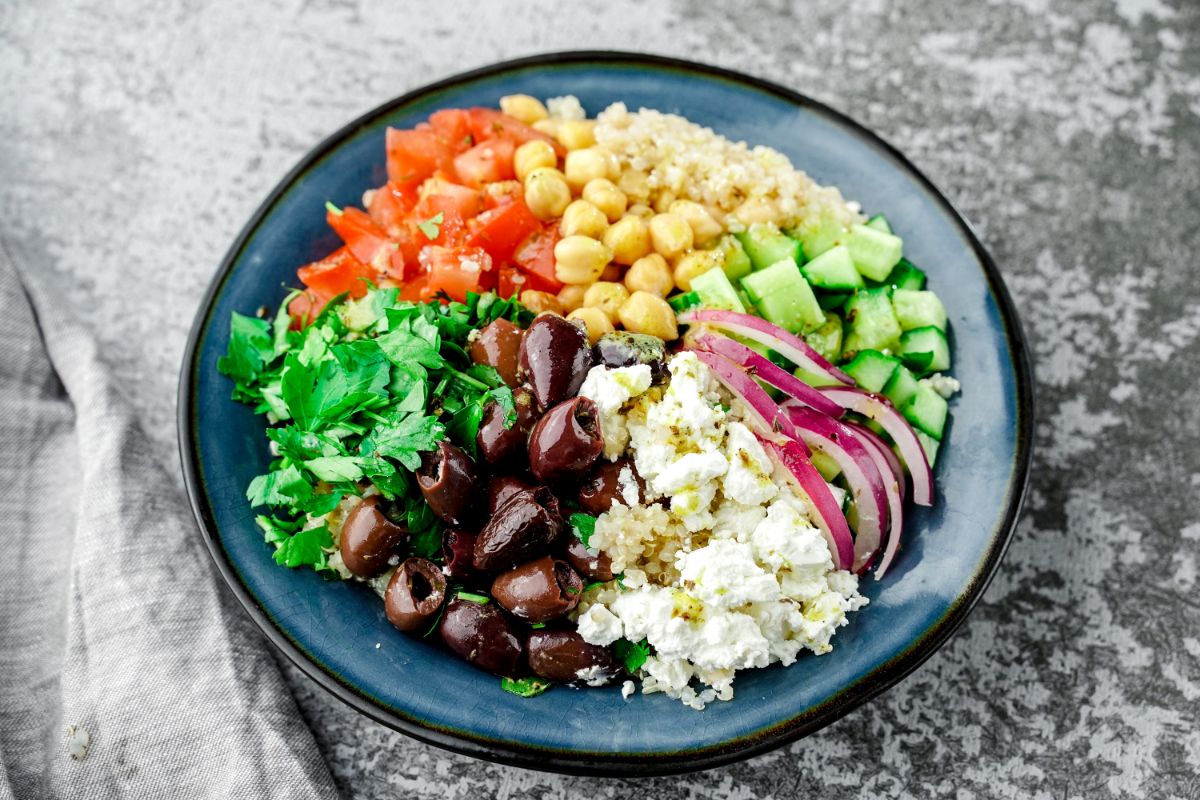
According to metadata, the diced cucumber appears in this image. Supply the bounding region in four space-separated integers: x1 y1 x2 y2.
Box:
794 365 844 388
716 235 753 282
804 313 843 362
810 449 842 482
842 349 900 393
801 245 864 291
817 291 851 311
735 224 804 271
916 430 941 465
846 224 904 281
736 289 754 311
791 210 847 259
690 267 746 313
740 259 825 333
667 291 701 313
901 382 948 439
865 214 892 234
842 288 902 359
882 364 919 408
898 326 951 374
893 289 947 331
885 258 926 290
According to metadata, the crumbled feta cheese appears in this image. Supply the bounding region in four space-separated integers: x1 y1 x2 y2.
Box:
65 725 90 761
621 680 636 699
678 539 779 609
575 604 623 646
922 373 961 398
578 364 653 460
722 421 778 506
546 95 586 120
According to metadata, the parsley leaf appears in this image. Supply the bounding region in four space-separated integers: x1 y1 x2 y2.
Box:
247 464 313 509
360 410 444 471
500 676 552 698
217 312 274 392
416 211 444 240
569 513 597 548
613 638 650 674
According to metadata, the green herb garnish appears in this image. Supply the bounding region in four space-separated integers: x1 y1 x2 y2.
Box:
456 591 490 604
501 676 552 698
416 211 444 240
569 513 597 548
613 638 650 674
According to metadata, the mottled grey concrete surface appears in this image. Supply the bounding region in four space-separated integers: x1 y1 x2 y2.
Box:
3 0 1199 797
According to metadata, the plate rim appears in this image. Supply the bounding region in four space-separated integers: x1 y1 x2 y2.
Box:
177 49 1035 777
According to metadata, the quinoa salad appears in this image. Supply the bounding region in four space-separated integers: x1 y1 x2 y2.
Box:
218 94 958 708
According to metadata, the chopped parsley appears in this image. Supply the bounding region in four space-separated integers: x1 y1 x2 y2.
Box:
416 211 444 240
613 638 651 674
218 286 532 574
455 591 490 604
569 513 597 548
501 676 552 698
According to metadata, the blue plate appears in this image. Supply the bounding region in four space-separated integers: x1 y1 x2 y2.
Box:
179 52 1033 775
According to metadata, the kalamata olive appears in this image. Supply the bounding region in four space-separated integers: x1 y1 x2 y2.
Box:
592 331 667 383
474 486 563 572
518 313 592 410
490 556 584 623
527 630 621 685
487 474 534 517
527 396 603 484
385 558 448 632
441 528 479 583
476 386 537 466
416 440 482 526
469 318 525 389
564 536 615 582
438 597 523 676
576 458 645 514
339 496 408 578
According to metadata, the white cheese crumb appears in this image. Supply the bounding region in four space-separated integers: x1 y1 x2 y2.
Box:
922 373 961 398
65 725 90 761
621 680 636 699
546 95 586 120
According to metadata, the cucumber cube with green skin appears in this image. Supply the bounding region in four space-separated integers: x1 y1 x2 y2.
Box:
893 289 947 331
846 224 904 281
667 291 701 313
916 430 941 465
865 214 892 234
716 235 753 282
740 259 825 333
791 211 847 259
809 449 842 481
842 288 903 359
801 245 864 291
842 349 900 393
690 266 746 313
817 291 851 311
885 258 926 290
882 364 920 408
804 313 843 363
735 224 804 271
902 382 948 439
898 326 951 373
793 365 845 387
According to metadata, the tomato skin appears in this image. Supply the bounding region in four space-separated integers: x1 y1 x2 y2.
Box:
398 275 431 303
326 206 401 275
297 246 373 300
466 108 562 153
386 127 455 186
453 138 516 187
511 224 564 292
413 183 484 225
424 245 493 303
466 198 542 265
368 181 419 236
429 109 475 154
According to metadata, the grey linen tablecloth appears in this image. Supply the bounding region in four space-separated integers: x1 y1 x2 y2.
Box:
3 0 1200 797
0 253 337 798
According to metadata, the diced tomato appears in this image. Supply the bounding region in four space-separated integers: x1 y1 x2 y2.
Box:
496 266 524 299
424 246 493 303
483 183 521 210
297 246 373 300
409 199 466 251
466 198 542 264
398 274 431 303
287 291 325 328
414 182 484 222
386 127 455 186
368 181 419 236
429 109 475 154
466 108 562 153
326 205 403 277
511 224 563 293
453 138 516 187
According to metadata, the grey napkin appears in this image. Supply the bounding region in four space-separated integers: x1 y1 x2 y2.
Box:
0 250 339 799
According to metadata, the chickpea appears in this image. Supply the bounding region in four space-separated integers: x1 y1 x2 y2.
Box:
556 284 587 313
554 235 613 285
669 200 723 246
559 200 608 239
520 290 564 316
556 119 596 150
532 119 559 137
514 140 558 182
626 203 654 220
618 291 678 341
602 215 653 265
672 249 724 292
653 191 676 214
564 147 613 190
499 94 548 125
582 281 630 323
617 169 650 202
581 178 628 222
568 307 615 344
625 254 674 297
648 213 694 259
523 167 572 220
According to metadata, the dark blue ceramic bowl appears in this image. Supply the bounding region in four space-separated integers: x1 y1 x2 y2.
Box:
179 52 1033 776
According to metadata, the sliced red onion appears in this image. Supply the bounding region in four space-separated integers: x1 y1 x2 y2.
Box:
846 421 906 578
691 350 798 444
783 403 889 573
690 333 845 418
759 436 854 571
677 309 853 386
818 386 934 507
